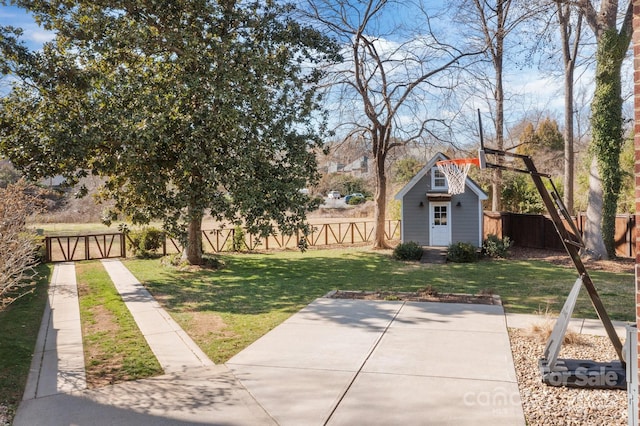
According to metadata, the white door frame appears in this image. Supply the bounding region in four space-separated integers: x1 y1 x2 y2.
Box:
429 201 451 246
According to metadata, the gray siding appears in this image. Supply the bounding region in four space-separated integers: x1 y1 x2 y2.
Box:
401 168 483 247
401 174 429 245
451 190 482 247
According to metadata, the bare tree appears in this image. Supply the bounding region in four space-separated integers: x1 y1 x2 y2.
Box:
555 1 584 214
454 0 545 211
0 180 42 310
304 0 484 248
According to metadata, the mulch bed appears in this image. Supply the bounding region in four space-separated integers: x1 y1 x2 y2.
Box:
327 288 500 305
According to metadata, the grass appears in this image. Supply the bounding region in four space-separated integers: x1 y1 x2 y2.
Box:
0 263 52 420
0 246 631 415
75 262 162 387
124 247 634 363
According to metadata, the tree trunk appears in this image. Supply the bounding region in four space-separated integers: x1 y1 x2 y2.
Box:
373 152 390 249
491 169 501 212
183 205 203 265
491 4 505 212
583 157 608 259
587 29 626 259
562 67 575 214
558 2 579 215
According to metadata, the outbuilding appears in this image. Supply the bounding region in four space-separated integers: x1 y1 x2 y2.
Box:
394 152 488 247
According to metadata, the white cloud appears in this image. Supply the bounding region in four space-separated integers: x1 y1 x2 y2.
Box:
0 6 55 50
24 25 55 44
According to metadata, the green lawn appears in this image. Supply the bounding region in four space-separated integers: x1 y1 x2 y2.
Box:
125 248 634 363
0 263 52 420
75 262 162 386
0 247 632 421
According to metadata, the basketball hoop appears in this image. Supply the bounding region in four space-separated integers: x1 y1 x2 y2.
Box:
436 157 481 195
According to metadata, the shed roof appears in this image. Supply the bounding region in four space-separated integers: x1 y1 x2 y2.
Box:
394 152 488 201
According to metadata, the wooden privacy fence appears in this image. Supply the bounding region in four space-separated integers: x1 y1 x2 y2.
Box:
483 212 636 258
44 220 401 262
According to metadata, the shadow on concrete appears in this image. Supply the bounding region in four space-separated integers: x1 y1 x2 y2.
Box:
16 366 275 426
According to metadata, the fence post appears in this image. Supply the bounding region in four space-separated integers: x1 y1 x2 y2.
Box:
85 236 90 260
627 214 635 257
45 237 51 262
120 233 125 258
162 233 167 256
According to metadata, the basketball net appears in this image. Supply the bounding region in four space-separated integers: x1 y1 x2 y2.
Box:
436 158 480 195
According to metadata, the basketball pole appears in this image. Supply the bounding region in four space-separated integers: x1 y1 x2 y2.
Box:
474 109 623 363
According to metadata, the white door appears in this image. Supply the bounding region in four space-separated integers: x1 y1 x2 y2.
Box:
430 202 451 246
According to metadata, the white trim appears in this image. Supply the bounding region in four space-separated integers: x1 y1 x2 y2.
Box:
429 201 452 246
395 152 488 201
431 167 447 191
477 201 484 247
400 198 406 243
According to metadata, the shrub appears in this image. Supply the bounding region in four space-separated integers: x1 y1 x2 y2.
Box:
393 241 423 261
446 242 478 263
387 199 401 221
347 196 365 205
162 253 225 270
129 227 164 258
227 225 246 252
0 180 43 310
483 234 512 258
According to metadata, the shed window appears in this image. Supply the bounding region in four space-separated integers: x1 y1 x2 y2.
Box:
432 167 447 190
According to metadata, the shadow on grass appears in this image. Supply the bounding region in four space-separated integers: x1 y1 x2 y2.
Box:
127 250 634 322
136 251 399 315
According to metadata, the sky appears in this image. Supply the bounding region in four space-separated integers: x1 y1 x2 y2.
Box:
0 5 54 50
0 2 633 151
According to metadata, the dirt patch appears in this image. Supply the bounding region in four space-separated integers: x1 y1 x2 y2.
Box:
328 287 500 305
80 304 128 388
180 311 234 341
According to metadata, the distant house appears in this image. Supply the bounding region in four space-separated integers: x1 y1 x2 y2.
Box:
394 152 488 247
325 156 369 177
342 156 369 177
326 161 345 174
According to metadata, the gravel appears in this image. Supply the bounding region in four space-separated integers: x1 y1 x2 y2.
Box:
0 404 9 426
509 327 627 425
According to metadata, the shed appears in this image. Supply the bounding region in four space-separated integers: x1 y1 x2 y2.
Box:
394 152 488 247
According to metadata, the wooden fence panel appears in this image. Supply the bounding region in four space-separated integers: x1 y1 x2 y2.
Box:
483 212 636 258
45 233 125 262
43 220 402 262
614 215 635 258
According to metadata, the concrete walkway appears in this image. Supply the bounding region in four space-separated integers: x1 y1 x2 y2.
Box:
14 259 627 425
100 259 214 373
15 260 274 426
227 298 525 425
22 262 86 400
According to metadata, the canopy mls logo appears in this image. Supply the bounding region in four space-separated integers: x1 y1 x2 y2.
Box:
463 386 520 406
463 386 521 416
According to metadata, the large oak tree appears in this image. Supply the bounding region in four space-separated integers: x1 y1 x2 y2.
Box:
0 1 338 264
